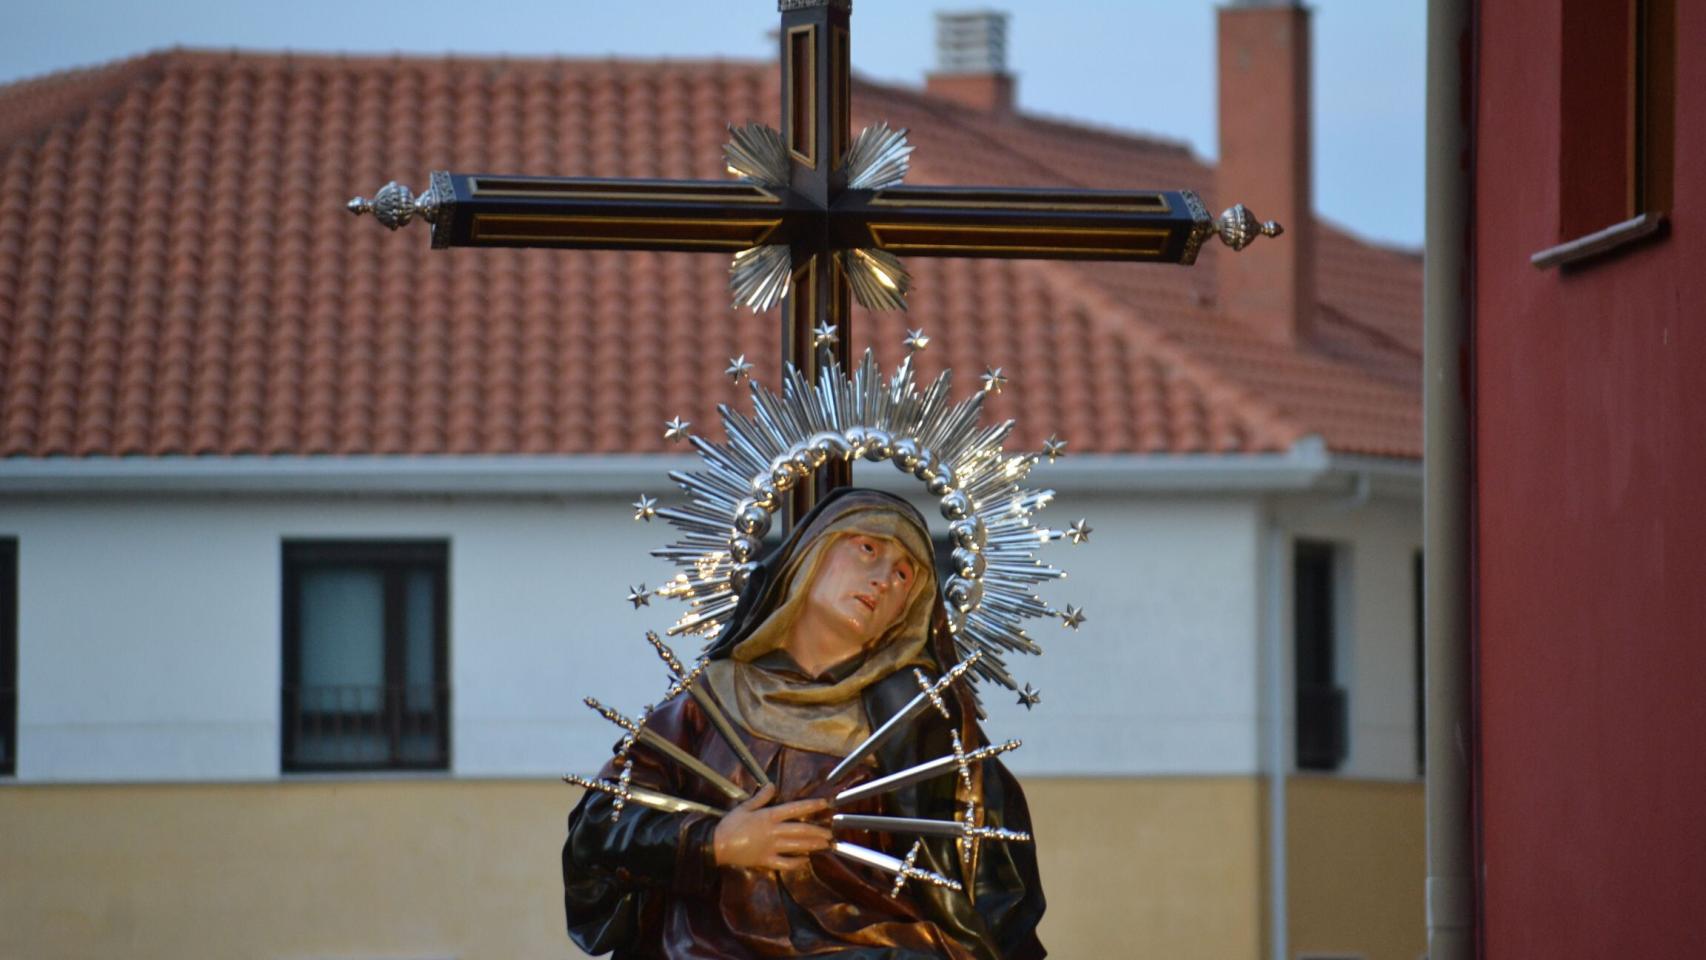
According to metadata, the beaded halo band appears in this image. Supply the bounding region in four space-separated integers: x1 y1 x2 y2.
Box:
639 346 1085 690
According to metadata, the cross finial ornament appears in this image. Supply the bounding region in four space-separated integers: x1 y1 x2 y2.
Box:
347 0 1281 528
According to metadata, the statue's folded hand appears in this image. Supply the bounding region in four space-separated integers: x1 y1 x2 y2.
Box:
712 784 833 872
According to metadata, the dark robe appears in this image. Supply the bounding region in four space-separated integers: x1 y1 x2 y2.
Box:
563 489 1046 959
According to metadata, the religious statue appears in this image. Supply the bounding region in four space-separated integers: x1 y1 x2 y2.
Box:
563 488 1044 959
558 346 1088 959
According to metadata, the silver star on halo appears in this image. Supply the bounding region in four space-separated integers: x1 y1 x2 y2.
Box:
1067 519 1093 545
663 417 691 443
1016 683 1042 709
626 584 652 609
725 355 752 384
903 328 930 353
980 367 1008 395
632 494 658 522
812 323 840 349
1042 435 1068 462
1059 605 1087 630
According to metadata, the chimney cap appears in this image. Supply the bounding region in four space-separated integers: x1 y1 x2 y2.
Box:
934 9 1010 75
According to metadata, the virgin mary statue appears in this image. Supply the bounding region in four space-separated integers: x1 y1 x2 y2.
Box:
563 487 1046 959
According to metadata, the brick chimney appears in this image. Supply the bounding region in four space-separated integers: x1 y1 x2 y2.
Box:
1217 0 1315 344
926 11 1016 113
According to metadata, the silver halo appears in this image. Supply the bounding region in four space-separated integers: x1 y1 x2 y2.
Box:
651 349 1069 690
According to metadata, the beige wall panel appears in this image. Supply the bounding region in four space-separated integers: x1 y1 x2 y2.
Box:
1 777 1262 959
1029 777 1265 960
1286 777 1426 960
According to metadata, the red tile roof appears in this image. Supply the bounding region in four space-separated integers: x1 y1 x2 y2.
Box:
0 51 1421 461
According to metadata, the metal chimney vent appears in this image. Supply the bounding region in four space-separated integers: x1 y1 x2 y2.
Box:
934 10 1009 75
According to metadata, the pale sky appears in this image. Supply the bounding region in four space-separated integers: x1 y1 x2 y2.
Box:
1 0 1424 248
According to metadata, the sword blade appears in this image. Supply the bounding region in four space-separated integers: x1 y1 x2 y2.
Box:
833 813 967 839
584 695 749 803
562 774 725 817
686 682 773 789
832 739 1021 807
644 631 772 789
824 651 984 785
636 727 749 803
834 813 1033 844
832 841 962 892
825 688 930 784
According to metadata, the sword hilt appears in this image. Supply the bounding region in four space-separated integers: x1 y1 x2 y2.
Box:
950 731 977 865
892 841 922 898
916 668 951 719
644 630 688 677
613 760 634 820
563 770 639 821
964 739 1022 763
964 824 1032 843
938 649 984 689
583 697 649 819
584 696 641 735
665 659 709 700
950 731 975 794
887 839 963 897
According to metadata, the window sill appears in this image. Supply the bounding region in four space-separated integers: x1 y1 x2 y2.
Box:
280 769 454 782
1530 212 1667 270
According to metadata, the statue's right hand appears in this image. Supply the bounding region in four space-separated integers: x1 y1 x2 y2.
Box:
711 783 833 872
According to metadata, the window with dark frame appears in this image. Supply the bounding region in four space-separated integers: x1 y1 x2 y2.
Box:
1 538 16 777
282 540 449 772
1294 539 1347 772
1555 0 1675 240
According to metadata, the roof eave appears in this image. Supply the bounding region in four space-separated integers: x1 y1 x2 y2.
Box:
0 438 1421 499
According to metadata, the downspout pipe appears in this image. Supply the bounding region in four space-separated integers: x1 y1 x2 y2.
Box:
1263 467 1374 960
1263 516 1288 960
1424 0 1477 957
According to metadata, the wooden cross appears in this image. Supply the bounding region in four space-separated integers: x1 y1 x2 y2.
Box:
348 0 1279 528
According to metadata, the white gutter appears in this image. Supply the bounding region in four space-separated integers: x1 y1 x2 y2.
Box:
0 454 701 496
0 436 1416 498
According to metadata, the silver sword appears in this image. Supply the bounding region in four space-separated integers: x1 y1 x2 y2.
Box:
583 697 749 804
831 814 1032 844
563 773 725 817
833 739 1021 807
835 839 964 896
824 650 984 785
564 775 961 895
644 631 773 789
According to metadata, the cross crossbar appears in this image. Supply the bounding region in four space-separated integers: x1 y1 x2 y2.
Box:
348 0 1280 527
369 173 1212 265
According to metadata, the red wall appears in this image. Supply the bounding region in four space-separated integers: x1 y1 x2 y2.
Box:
1474 2 1706 957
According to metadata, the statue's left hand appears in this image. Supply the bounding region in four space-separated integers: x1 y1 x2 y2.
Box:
712 784 833 872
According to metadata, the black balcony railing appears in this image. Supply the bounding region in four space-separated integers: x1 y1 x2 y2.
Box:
0 685 14 775
1296 683 1347 772
283 683 449 772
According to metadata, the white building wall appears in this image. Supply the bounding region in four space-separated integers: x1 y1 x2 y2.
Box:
971 492 1264 776
0 487 1268 782
5 500 283 781
1277 492 1424 781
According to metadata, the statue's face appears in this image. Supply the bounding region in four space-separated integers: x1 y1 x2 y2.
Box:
803 533 919 648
